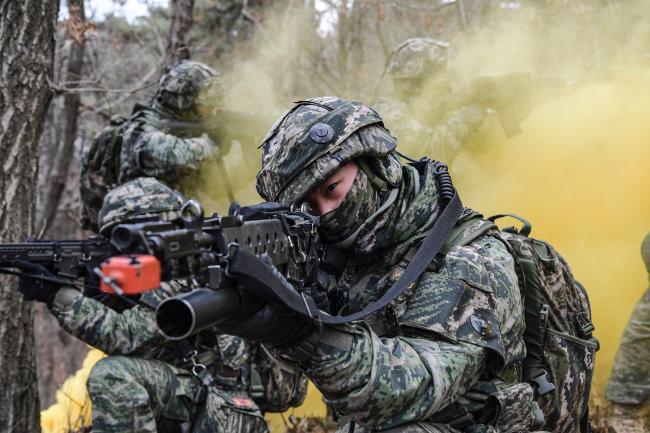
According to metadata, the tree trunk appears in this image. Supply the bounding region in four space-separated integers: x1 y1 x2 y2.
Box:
162 0 195 73
0 0 59 432
38 0 85 236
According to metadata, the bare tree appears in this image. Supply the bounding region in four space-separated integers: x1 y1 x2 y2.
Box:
162 0 195 72
38 0 86 236
0 0 59 432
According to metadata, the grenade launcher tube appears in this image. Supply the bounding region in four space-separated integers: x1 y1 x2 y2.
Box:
156 288 246 340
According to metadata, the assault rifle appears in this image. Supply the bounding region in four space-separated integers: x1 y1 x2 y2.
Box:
160 109 275 202
419 72 533 137
0 201 322 333
161 109 274 143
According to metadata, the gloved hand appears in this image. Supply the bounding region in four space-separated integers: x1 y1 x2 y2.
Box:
217 300 318 350
12 260 65 308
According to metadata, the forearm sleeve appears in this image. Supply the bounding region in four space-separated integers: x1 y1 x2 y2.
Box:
51 285 178 356
253 345 308 412
304 324 487 429
135 129 217 180
402 104 485 163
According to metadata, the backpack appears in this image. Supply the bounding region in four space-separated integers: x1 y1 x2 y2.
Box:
451 213 598 433
497 215 598 433
79 114 128 232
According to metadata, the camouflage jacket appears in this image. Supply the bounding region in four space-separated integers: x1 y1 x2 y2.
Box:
117 105 218 188
373 98 485 163
281 164 526 430
51 281 307 412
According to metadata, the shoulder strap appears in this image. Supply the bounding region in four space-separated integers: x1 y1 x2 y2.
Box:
228 192 464 325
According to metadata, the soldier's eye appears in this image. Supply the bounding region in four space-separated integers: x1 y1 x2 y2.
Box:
326 183 338 195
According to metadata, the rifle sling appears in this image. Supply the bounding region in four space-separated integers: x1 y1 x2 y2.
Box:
228 192 463 325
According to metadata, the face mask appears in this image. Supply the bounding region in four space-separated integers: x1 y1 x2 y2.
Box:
319 169 381 244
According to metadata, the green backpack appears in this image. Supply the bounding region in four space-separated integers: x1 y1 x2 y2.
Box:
79 114 127 232
449 213 598 433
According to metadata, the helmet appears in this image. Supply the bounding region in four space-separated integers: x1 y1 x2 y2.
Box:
386 38 450 80
98 177 185 235
642 232 650 275
256 97 402 205
152 60 224 119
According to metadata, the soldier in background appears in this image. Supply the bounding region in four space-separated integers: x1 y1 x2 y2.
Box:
606 233 650 433
81 60 234 233
117 61 225 190
374 38 531 163
16 178 307 433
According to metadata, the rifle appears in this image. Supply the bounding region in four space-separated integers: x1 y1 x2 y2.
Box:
0 220 175 297
0 201 322 337
161 109 274 145
420 72 533 137
160 109 275 202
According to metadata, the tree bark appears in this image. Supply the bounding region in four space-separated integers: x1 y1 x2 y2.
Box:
38 0 86 236
162 0 195 73
0 0 59 432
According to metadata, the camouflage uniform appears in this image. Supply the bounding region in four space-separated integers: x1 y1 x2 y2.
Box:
605 233 650 432
51 178 307 433
117 61 224 189
373 38 486 163
256 98 529 432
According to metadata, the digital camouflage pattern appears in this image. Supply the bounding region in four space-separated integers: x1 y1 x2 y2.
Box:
374 37 486 163
53 280 306 432
257 97 400 204
87 356 268 433
319 167 381 248
373 98 485 164
54 180 307 432
152 60 225 120
497 230 597 433
606 232 650 405
117 104 219 189
80 62 222 232
258 99 528 431
97 177 185 234
120 61 224 189
386 38 450 80
80 114 129 232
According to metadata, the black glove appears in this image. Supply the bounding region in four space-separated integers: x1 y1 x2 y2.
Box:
12 260 64 308
217 300 317 349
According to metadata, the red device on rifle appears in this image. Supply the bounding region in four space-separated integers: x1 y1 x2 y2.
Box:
96 255 161 295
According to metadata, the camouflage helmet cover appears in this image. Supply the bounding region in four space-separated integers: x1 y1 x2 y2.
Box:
98 177 185 234
153 60 225 115
386 38 450 80
256 97 400 204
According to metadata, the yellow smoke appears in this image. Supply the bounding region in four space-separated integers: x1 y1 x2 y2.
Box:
195 2 650 392
45 4 650 432
41 348 104 433
449 75 650 389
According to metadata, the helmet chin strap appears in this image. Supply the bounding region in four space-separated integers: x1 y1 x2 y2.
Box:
331 187 399 250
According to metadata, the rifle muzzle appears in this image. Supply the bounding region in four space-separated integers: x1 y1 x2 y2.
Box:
156 288 242 340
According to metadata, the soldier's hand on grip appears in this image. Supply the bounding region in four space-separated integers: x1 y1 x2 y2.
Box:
217 300 317 349
12 260 65 308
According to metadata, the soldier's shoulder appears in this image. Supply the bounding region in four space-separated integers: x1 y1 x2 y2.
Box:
397 231 521 365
